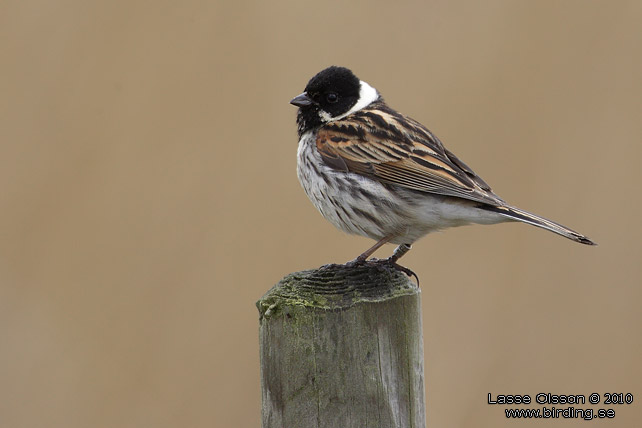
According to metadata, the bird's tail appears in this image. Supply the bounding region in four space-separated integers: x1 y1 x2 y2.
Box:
484 205 596 245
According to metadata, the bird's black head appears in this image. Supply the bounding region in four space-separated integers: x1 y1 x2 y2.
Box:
291 66 379 136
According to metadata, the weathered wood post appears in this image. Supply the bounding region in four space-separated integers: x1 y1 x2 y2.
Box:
257 264 426 428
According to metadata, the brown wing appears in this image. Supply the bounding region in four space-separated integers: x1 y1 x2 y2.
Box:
315 102 505 206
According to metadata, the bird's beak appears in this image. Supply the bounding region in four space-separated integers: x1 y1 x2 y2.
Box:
290 92 313 107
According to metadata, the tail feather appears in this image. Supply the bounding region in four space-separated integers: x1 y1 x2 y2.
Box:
484 205 596 245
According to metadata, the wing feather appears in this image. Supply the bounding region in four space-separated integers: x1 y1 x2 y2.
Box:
316 102 505 206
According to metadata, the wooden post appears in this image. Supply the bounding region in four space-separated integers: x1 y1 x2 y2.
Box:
257 264 426 428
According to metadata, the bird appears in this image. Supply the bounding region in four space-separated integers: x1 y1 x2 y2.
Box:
290 66 595 275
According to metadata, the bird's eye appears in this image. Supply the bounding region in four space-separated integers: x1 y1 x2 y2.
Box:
326 92 338 103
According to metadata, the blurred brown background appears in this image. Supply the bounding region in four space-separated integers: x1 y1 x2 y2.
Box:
1 1 640 427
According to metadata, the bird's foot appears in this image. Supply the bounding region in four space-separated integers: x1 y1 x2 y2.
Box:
319 255 368 271
320 258 364 270
367 257 419 285
343 255 368 269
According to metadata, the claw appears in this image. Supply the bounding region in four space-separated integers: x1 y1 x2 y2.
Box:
387 262 419 285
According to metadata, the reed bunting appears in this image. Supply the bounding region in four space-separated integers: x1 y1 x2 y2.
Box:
291 66 595 274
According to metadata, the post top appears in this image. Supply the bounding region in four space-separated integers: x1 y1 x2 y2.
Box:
257 264 418 320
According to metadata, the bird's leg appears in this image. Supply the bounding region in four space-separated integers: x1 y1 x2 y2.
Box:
345 236 392 266
370 243 412 263
388 243 412 263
